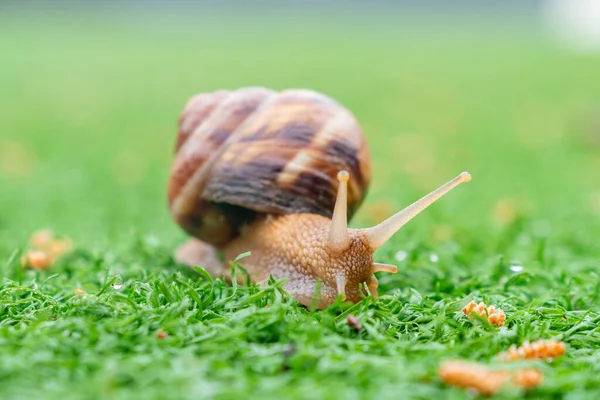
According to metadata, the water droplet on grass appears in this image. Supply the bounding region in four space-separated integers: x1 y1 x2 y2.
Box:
394 250 408 262
111 276 124 290
510 265 524 272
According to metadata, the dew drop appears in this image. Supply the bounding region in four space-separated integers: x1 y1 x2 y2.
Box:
394 250 408 262
111 275 123 290
429 253 439 263
509 264 524 273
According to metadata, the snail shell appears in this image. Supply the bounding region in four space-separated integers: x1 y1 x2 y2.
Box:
168 87 371 246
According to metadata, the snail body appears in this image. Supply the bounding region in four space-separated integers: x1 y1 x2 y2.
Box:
168 87 471 309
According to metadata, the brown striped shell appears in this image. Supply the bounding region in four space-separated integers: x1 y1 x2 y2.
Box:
168 87 371 246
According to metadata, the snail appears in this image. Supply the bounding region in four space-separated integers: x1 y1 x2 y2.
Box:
168 87 471 309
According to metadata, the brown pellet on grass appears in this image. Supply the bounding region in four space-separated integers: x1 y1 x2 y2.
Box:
21 250 52 270
21 229 74 270
346 315 363 332
156 331 168 340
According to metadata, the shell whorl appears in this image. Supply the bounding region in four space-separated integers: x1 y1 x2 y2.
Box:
168 87 371 246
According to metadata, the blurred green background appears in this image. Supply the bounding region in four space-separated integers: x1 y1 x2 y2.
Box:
1 1 599 257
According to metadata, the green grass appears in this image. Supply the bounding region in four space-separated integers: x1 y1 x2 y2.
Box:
2 8 600 400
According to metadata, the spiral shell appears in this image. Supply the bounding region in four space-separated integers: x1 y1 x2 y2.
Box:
168 87 371 245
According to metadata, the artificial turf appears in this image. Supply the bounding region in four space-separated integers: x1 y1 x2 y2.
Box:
1 7 600 400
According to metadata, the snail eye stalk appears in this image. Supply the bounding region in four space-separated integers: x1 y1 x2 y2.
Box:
364 172 471 249
328 170 351 251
